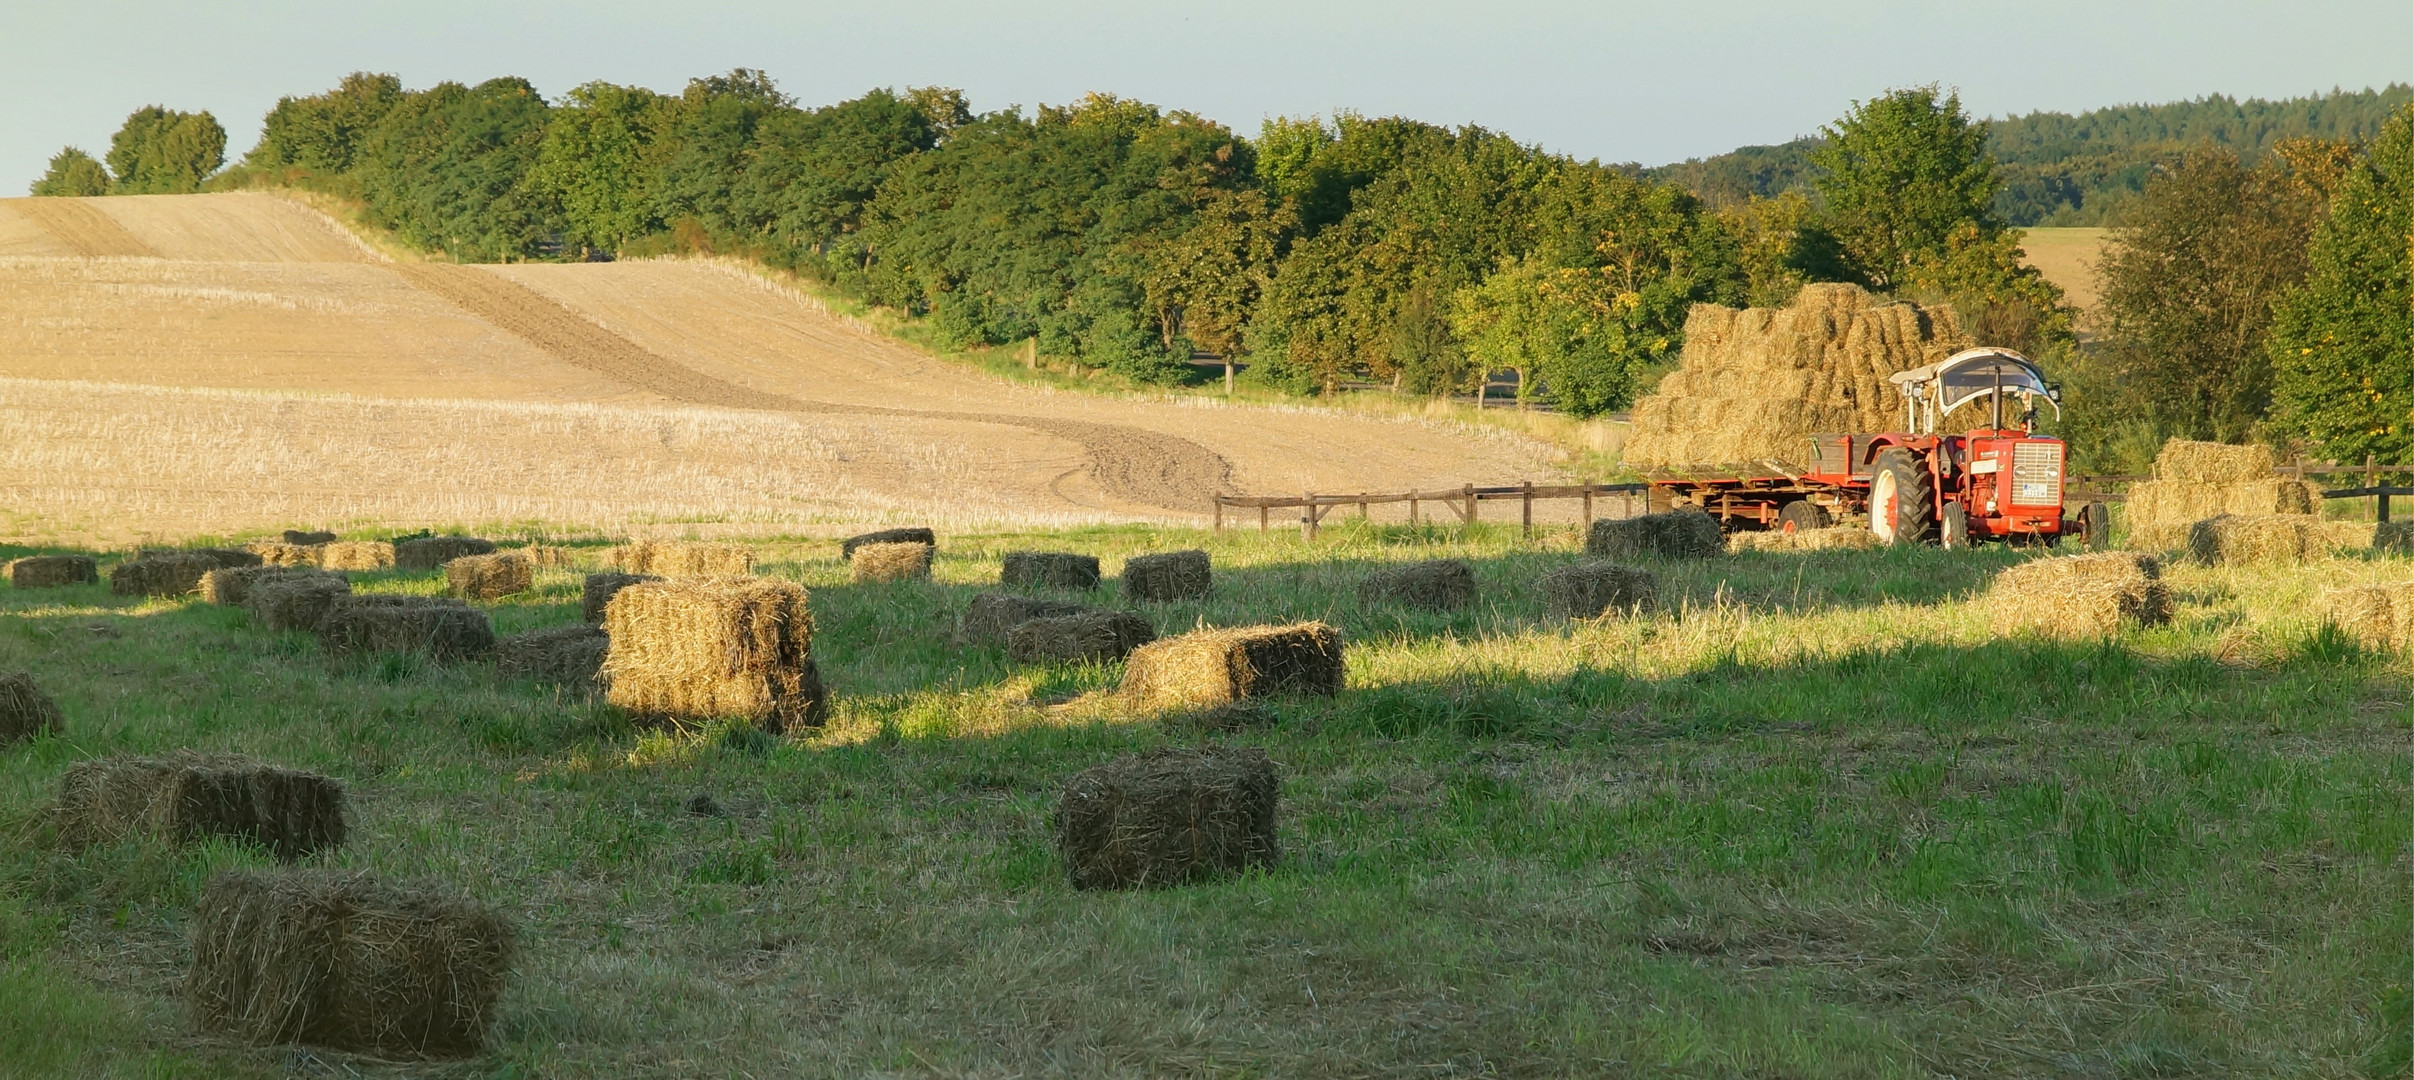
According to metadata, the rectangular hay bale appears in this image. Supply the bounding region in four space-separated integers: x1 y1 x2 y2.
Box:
317 541 396 571
1055 746 1278 890
1987 552 2172 636
394 536 496 571
110 554 220 598
601 578 825 731
247 576 354 632
1588 511 1725 560
203 566 341 607
1122 550 1212 601
445 552 534 600
2153 439 2275 484
315 596 495 661
606 540 754 578
1726 527 1883 552
1541 562 1658 619
842 527 936 560
1001 551 1101 590
1356 559 1474 611
1121 622 1344 709
246 542 322 568
1007 610 1156 663
851 541 933 584
495 625 609 690
283 530 338 545
955 592 1094 646
0 672 64 745
2318 582 2414 651
6 555 96 588
55 751 345 859
582 572 659 623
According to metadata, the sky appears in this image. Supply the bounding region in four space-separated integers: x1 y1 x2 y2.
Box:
4 0 2408 190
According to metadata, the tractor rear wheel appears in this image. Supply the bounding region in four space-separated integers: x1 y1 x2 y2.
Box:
1869 448 1936 546
1778 500 1832 533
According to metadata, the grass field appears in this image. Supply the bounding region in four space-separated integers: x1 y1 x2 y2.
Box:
0 522 2405 1077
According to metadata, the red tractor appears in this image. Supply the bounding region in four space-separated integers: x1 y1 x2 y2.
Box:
1643 348 2103 546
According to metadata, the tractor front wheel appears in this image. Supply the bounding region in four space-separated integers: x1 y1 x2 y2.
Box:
1869 448 1937 546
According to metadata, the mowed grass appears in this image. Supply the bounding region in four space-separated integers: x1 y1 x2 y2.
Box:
0 523 2405 1078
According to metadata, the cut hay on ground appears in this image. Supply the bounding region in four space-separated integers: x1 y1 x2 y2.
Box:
316 541 396 571
1002 551 1101 590
315 596 495 661
1122 623 1344 709
1589 511 1725 560
955 593 1094 646
2317 582 2414 651
245 542 322 568
851 542 933 584
445 552 533 600
1355 559 1475 611
582 572 659 623
1623 283 1970 469
842 527 936 560
1727 526 1884 552
495 625 609 690
1007 610 1157 664
187 869 513 1059
110 553 219 598
1123 550 1212 601
1987 552 2172 636
283 530 338 546
247 576 353 632
1541 562 1657 619
2181 514 2378 565
602 577 825 732
1056 746 1278 890
606 540 753 578
202 566 341 607
55 752 345 860
7 555 96 588
0 672 64 744
394 536 495 571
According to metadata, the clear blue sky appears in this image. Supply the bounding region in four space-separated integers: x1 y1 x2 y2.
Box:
5 0 2408 190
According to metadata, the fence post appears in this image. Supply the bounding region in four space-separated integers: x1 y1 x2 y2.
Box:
1409 495 1420 526
1581 482 1594 532
1301 491 1316 541
1213 497 1223 534
1520 479 1534 538
1259 505 1268 533
1462 484 1476 526
2369 454 2380 520
1358 493 1369 520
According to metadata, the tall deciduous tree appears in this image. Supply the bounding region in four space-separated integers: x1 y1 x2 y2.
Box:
524 81 674 251
30 148 109 196
1809 86 2000 291
2269 107 2414 460
247 73 404 175
107 106 226 193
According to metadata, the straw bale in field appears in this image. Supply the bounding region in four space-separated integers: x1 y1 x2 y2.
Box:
187 869 512 1058
955 592 1093 646
245 542 322 568
851 542 933 583
445 553 533 601
1987 552 2171 636
1002 551 1101 590
1727 526 1884 552
2176 514 2377 565
1355 559 1475 611
203 566 340 607
283 530 339 546
582 572 659 623
2377 522 2414 556
2317 582 2414 651
394 537 495 571
1055 746 1278 890
55 752 345 860
1121 622 1344 709
0 672 64 745
315 596 495 661
2153 439 2276 483
1007 610 1156 664
7 555 96 588
495 625 609 690
111 554 219 598
510 545 573 569
247 576 354 632
1541 562 1657 619
602 578 825 732
1588 510 1725 560
1123 550 1212 601
317 541 396 571
607 540 753 578
1622 283 1971 469
842 527 936 560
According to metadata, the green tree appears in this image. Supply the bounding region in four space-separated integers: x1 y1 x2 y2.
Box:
523 81 674 251
352 78 555 260
106 106 226 193
1809 86 1999 290
2269 106 2414 460
246 72 404 174
30 148 108 196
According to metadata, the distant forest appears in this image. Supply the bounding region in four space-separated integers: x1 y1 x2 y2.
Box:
1642 86 2413 226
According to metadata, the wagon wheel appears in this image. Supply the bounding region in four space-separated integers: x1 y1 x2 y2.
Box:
1777 500 1832 533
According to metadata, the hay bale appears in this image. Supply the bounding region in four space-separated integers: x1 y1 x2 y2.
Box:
2153 439 2275 483
202 566 341 607
1007 610 1157 663
1727 527 1885 552
2180 514 2371 565
495 625 609 690
110 554 218 598
393 536 495 571
2378 522 2414 556
316 541 396 571
245 542 322 568
955 592 1093 645
1588 510 1725 560
851 542 933 584
2318 582 2414 651
582 572 659 623
0 672 64 745
1541 562 1658 619
444 553 533 601
315 596 495 661
1121 622 1344 709
510 545 573 569
601 578 826 732
54 752 345 859
1055 746 1278 890
186 869 512 1058
7 555 96 588
1001 551 1101 590
842 527 936 560
247 576 354 632
283 530 339 546
1987 552 2172 636
1123 550 1212 601
606 540 753 578
1355 559 1475 611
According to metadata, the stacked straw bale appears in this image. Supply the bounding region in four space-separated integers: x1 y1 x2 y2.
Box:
1122 623 1344 709
111 554 220 598
1987 552 2172 636
7 555 97 588
1727 527 1884 553
0 672 64 744
1541 563 1657 619
247 576 354 633
842 527 936 560
283 530 339 546
582 572 658 623
246 542 321 567
955 593 1092 646
607 540 753 578
1588 511 1725 560
316 596 495 660
1002 551 1101 590
1008 610 1157 663
394 537 495 571
495 625 609 690
55 752 345 859
445 553 533 600
1055 746 1278 890
851 542 933 584
2184 514 2383 565
1356 560 1475 611
317 541 396 571
511 545 574 569
2124 440 2322 551
602 578 826 732
203 566 341 607
1123 550 1212 601
1624 283 1970 468
2318 582 2414 651
187 869 513 1058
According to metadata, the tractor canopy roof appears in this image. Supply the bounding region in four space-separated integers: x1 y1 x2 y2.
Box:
1888 348 2060 417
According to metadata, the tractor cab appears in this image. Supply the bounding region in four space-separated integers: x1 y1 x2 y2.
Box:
1886 348 2061 436
1871 349 2070 544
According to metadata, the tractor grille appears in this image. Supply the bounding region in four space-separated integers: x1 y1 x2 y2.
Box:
2011 441 2063 506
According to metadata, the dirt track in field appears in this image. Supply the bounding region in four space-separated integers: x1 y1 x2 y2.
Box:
12 198 156 257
